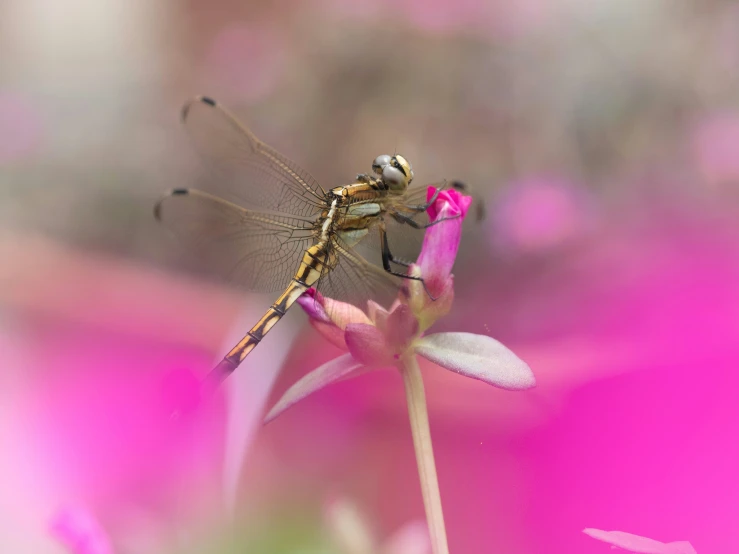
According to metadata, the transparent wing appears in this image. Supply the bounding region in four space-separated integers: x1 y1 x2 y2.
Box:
155 188 315 293
180 96 326 218
316 230 402 311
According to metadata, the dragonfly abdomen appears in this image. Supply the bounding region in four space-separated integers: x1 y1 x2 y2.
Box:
209 240 336 383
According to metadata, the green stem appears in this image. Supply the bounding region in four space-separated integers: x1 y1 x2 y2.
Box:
399 354 449 554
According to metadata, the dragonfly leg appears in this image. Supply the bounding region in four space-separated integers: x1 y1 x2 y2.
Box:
379 226 439 300
391 211 461 229
405 180 469 212
403 185 442 212
380 226 418 274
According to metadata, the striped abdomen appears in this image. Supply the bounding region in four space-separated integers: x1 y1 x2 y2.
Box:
208 241 335 384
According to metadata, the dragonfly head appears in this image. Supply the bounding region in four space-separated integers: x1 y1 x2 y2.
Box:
372 154 414 193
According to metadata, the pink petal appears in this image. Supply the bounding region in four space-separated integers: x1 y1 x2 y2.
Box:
414 332 535 390
310 319 350 350
159 367 203 417
382 520 431 554
298 288 372 329
297 288 330 323
345 323 395 366
385 304 419 353
404 271 455 332
323 295 373 329
264 353 365 422
583 529 697 554
49 504 115 554
491 176 595 252
415 188 471 296
366 300 390 329
425 187 473 221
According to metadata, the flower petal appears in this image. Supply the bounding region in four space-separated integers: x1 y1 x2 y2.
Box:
297 288 330 323
415 202 464 294
49 504 115 554
324 295 373 329
385 304 419 352
410 187 472 308
310 319 349 350
426 187 472 221
264 353 365 423
382 520 431 554
414 332 535 390
345 323 394 366
583 529 697 554
300 288 373 329
404 269 454 332
367 300 390 329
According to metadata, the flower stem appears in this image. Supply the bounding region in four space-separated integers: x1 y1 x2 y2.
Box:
399 354 449 554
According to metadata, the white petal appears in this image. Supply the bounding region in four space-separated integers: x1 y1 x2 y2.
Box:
264 353 365 423
583 529 697 554
414 332 535 390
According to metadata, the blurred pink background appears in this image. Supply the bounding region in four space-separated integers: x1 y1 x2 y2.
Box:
1 0 738 552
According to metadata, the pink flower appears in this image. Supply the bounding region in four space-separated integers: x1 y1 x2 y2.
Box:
403 187 472 331
298 288 374 351
584 528 697 554
490 175 595 253
49 504 115 554
266 186 533 422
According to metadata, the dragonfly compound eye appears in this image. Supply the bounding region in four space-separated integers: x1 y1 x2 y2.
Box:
382 164 409 191
392 155 413 184
372 154 392 175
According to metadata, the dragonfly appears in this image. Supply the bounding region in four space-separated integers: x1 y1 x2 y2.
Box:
155 96 465 384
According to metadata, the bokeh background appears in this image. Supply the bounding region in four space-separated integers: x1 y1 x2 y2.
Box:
1 0 738 552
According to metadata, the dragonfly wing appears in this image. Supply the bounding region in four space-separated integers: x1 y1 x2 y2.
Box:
316 234 402 313
180 96 326 218
155 188 315 293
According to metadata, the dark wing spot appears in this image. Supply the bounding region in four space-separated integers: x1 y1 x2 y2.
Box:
154 189 188 221
182 96 216 121
452 180 467 191
180 102 191 122
153 198 164 221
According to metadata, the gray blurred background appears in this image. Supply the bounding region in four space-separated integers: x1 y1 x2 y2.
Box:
3 0 735 272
